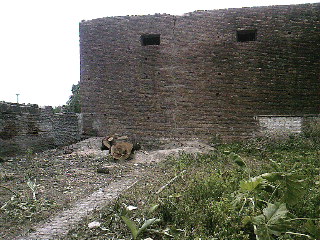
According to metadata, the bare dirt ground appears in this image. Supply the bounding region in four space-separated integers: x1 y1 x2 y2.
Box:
0 137 214 240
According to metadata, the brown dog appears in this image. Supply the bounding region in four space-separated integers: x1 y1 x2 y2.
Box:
101 135 140 160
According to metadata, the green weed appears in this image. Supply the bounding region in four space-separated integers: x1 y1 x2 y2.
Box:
1 178 56 224
63 137 320 239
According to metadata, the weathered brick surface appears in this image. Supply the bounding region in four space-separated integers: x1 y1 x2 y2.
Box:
79 3 320 142
0 102 80 156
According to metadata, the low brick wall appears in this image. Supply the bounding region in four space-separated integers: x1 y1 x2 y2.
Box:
0 102 80 156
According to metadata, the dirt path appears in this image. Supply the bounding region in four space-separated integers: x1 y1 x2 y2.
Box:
15 177 137 240
12 139 214 240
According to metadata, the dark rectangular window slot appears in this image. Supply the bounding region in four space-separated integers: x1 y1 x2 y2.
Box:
237 30 257 42
141 34 160 46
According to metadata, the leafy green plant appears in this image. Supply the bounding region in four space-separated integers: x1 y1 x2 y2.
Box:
252 202 289 240
121 216 160 240
27 178 38 200
305 220 320 240
235 156 318 240
1 178 55 224
120 203 162 240
229 152 247 168
62 137 320 239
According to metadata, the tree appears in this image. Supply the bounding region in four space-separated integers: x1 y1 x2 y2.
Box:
65 83 81 113
53 83 81 113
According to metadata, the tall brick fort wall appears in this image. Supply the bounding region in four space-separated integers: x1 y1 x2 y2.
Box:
79 3 320 142
0 102 80 156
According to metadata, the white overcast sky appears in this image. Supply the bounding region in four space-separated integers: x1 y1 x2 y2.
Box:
0 0 318 107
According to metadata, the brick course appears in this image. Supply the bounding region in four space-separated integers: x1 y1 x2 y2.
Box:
79 3 320 142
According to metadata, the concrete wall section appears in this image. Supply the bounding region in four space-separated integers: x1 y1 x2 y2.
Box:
257 115 320 137
257 116 303 136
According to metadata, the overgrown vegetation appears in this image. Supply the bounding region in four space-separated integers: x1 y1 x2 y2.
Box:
0 193 56 225
0 149 57 230
0 180 56 234
65 135 320 239
66 83 81 113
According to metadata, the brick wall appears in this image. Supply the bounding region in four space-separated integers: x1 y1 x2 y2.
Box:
79 3 320 142
0 102 80 156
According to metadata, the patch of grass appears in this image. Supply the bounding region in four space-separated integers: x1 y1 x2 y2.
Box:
0 181 57 239
64 137 320 239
